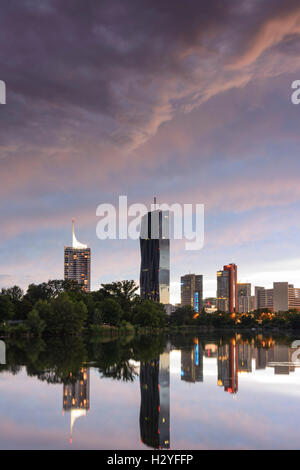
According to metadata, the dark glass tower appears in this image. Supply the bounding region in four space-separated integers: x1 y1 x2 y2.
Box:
140 210 170 304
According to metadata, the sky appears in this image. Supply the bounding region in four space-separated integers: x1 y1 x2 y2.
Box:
1 0 300 303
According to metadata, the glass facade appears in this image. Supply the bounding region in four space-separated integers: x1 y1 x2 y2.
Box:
140 210 170 304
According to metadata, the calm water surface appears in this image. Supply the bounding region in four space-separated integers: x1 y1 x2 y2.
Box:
0 333 300 449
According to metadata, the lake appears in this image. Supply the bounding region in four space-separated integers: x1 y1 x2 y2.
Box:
0 332 300 450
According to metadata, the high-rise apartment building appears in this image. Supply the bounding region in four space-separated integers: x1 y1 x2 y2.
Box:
140 209 170 304
180 274 203 313
217 264 238 313
64 220 91 293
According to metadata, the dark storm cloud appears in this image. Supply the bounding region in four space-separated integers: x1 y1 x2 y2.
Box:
1 0 300 155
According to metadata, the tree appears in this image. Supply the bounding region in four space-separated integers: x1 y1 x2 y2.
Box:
93 306 103 325
171 305 195 326
14 298 32 320
99 280 138 320
26 309 46 336
99 298 123 327
0 295 15 322
46 293 87 335
132 299 166 328
33 299 51 321
25 280 82 306
1 285 23 303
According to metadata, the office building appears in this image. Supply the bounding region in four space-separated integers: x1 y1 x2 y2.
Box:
237 283 252 313
237 283 251 297
64 220 91 292
273 282 300 312
254 286 273 310
140 209 170 304
181 274 203 313
217 264 238 313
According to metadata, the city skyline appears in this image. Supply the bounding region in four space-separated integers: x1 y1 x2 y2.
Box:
2 1 300 305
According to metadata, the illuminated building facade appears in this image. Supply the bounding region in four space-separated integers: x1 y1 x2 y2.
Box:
64 220 91 292
180 274 203 313
217 264 238 313
140 209 170 304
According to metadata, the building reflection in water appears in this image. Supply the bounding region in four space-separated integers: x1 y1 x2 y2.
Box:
139 347 170 449
237 343 252 373
218 339 238 394
267 345 296 375
63 368 90 443
181 339 203 383
58 338 300 447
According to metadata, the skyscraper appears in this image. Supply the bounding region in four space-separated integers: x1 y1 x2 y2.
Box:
217 264 238 313
140 209 170 304
64 220 91 293
180 274 203 313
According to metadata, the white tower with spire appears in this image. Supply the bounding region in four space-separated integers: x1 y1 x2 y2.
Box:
64 220 91 292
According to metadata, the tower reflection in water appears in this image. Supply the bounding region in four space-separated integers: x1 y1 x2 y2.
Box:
218 339 238 394
139 347 170 449
63 368 90 443
59 337 300 445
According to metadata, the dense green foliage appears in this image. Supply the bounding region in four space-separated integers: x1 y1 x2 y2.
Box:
0 279 167 336
170 305 300 330
0 333 167 384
